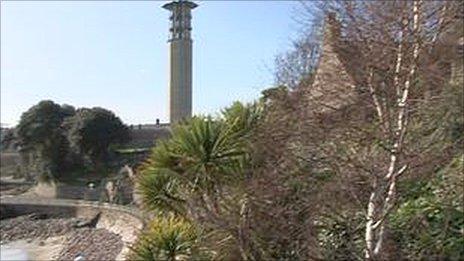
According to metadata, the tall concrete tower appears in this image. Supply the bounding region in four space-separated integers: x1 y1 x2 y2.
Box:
163 0 197 124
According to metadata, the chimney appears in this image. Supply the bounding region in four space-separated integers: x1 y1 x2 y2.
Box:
325 12 341 42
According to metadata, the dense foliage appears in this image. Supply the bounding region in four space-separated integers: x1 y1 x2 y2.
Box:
10 100 129 181
390 82 464 259
135 1 463 259
136 103 262 259
15 100 75 180
135 84 463 260
391 157 464 259
65 107 129 169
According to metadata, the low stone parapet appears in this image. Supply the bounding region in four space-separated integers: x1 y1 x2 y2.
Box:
0 196 145 260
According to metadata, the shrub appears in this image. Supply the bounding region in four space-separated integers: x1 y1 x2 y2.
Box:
128 216 208 261
391 156 464 259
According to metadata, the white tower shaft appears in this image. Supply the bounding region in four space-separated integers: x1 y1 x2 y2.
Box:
163 0 197 124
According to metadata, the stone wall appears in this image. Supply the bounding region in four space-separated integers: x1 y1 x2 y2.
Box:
128 126 170 148
302 13 358 114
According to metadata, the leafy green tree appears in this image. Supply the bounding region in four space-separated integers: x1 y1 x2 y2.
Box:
65 107 129 169
15 100 75 180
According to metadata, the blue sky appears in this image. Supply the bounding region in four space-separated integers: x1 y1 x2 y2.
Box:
1 1 300 126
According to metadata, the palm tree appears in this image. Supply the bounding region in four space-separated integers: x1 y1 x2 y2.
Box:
136 102 262 259
128 216 207 261
138 110 258 214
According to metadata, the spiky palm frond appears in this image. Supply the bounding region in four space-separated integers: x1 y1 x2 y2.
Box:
137 166 186 215
138 116 249 214
128 216 209 261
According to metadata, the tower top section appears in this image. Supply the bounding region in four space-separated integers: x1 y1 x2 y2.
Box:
163 0 198 41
